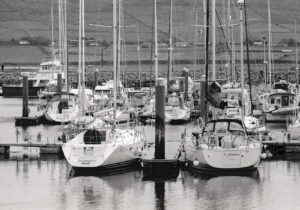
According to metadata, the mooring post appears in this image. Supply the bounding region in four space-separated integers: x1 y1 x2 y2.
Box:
183 68 189 101
200 75 206 119
22 73 29 117
94 68 99 89
57 73 62 94
155 78 165 159
4 146 9 155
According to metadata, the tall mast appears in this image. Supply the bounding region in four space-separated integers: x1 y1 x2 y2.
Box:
167 0 173 93
193 12 198 80
203 0 207 67
244 0 253 115
204 0 209 121
51 0 55 62
78 0 86 115
64 0 68 90
117 0 121 92
212 0 216 81
226 0 231 80
113 0 117 127
239 0 245 121
137 26 142 90
58 0 62 63
295 19 299 87
154 0 158 80
78 0 82 91
268 0 272 90
231 16 236 81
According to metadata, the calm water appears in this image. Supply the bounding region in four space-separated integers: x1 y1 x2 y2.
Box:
1 97 300 210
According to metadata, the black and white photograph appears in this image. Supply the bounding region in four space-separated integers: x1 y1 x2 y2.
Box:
0 0 300 209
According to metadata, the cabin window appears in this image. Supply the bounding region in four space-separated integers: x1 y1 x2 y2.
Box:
290 98 294 105
276 99 281 104
229 122 244 132
214 122 228 133
270 98 275 104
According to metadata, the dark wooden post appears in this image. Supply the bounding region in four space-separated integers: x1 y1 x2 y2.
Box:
57 73 62 94
183 68 189 101
94 68 99 89
200 75 206 119
22 73 29 117
155 78 165 159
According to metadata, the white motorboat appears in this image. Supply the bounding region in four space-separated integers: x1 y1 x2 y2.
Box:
181 118 262 171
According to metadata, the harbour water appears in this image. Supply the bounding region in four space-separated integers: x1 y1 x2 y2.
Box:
1 97 300 210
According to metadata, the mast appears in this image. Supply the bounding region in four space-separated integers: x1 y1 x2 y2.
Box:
244 0 253 115
154 0 158 80
137 26 142 90
113 0 117 127
295 19 299 87
226 0 231 81
268 0 272 90
212 0 216 81
117 0 121 92
231 16 236 81
239 0 245 121
78 0 82 91
78 0 86 115
58 0 62 63
167 0 173 93
193 12 198 80
64 0 69 90
204 0 209 121
51 0 55 64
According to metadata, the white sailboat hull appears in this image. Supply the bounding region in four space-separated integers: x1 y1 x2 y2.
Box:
62 129 143 174
44 109 78 123
185 143 261 170
165 107 190 122
287 124 300 140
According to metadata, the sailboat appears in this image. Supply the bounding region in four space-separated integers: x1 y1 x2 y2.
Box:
62 0 144 175
180 0 262 172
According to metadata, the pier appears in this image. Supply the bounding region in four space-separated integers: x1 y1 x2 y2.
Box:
0 142 63 155
262 140 300 160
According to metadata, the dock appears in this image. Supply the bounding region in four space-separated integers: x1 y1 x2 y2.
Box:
262 140 300 160
0 142 63 155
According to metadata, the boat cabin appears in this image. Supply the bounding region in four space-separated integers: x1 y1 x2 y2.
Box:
267 92 296 109
201 119 248 148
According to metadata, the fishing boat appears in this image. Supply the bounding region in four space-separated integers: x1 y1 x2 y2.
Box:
182 118 262 171
62 0 144 175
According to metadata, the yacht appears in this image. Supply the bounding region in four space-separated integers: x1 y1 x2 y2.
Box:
181 118 262 172
2 59 63 97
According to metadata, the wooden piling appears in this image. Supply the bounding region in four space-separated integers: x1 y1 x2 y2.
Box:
94 68 99 89
200 75 206 119
183 68 189 100
57 73 62 94
22 73 29 118
155 78 165 159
